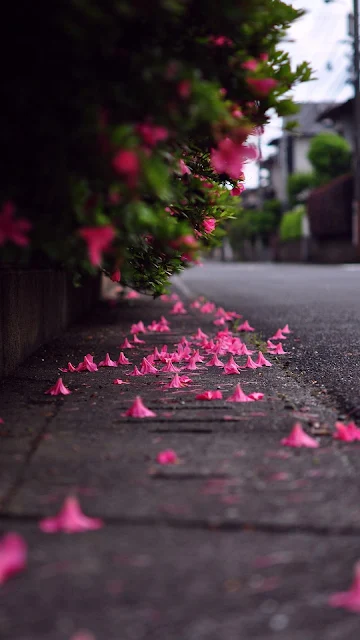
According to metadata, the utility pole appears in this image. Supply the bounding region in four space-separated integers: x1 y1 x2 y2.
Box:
352 0 360 252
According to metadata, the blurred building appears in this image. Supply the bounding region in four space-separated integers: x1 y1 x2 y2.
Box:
317 98 354 149
262 102 335 206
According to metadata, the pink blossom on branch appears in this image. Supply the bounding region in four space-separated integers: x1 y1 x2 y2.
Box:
281 423 319 448
0 533 27 585
39 496 103 533
203 217 217 234
137 123 168 147
179 159 191 175
112 149 140 187
231 183 245 196
208 35 233 47
211 138 258 180
110 269 121 282
246 77 278 96
0 201 31 247
78 226 115 266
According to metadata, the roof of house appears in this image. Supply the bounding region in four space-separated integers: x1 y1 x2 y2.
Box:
317 98 354 122
284 101 335 135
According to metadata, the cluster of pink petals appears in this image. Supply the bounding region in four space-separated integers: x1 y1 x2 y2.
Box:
170 301 187 315
196 390 223 400
98 353 117 367
226 384 254 403
113 379 129 385
125 396 156 418
237 320 255 332
179 159 191 175
281 423 319 448
137 123 168 147
231 183 245 196
77 354 98 372
329 561 360 612
208 35 233 46
110 269 121 283
112 149 140 188
78 226 115 266
117 351 131 366
156 449 178 464
193 328 208 341
333 421 360 442
45 378 71 396
39 496 103 533
200 302 216 314
0 533 27 584
0 201 32 247
185 356 198 371
203 218 217 234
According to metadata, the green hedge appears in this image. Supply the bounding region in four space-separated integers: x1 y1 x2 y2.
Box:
279 206 305 242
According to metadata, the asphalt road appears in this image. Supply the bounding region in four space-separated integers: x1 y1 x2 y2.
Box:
179 262 360 419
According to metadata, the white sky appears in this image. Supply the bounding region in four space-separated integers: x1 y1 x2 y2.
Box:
244 0 354 187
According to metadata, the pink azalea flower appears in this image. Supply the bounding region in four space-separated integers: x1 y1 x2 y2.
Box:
110 269 121 282
76 354 98 372
137 123 168 147
185 356 198 371
242 59 259 71
226 384 254 403
282 324 292 334
113 379 130 385
192 349 204 363
255 352 272 367
223 361 241 375
239 344 254 356
45 378 71 396
60 362 77 373
156 449 178 464
238 320 255 332
116 352 131 366
270 329 287 340
0 201 31 247
268 343 287 355
129 365 143 376
193 328 208 341
164 373 186 389
78 226 115 266
206 354 225 367
131 321 147 334
211 138 258 180
267 339 277 349
170 301 187 314
200 302 216 314
112 149 140 187
242 356 259 369
333 421 360 442
120 337 133 349
281 423 319 448
203 217 217 234
140 357 159 374
178 79 191 99
179 159 191 175
190 300 201 309
125 396 156 418
125 290 140 299
196 390 223 400
179 375 192 385
133 333 145 344
161 359 180 373
39 496 103 533
231 183 245 196
247 77 278 96
208 35 233 46
329 561 360 612
0 533 27 584
98 353 117 367
214 317 226 327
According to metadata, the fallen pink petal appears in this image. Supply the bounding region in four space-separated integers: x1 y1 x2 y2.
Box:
255 352 272 367
132 334 145 344
329 561 360 612
226 384 254 403
125 396 156 418
113 379 130 385
120 338 134 349
140 357 159 374
45 378 71 396
242 356 259 370
238 320 255 332
282 324 292 334
333 421 360 442
156 449 178 464
129 365 143 376
164 373 186 389
281 423 319 448
270 329 287 340
196 390 223 400
117 352 131 365
98 353 117 367
39 496 103 533
268 343 287 355
0 532 27 585
206 354 225 367
248 392 264 401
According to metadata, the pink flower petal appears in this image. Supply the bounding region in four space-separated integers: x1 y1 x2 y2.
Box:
237 320 255 332
39 496 103 533
120 338 134 349
0 533 27 584
117 352 131 366
281 423 319 448
196 390 223 400
78 226 115 266
113 379 130 385
125 396 156 418
45 378 71 396
255 352 272 367
226 384 254 403
329 561 360 612
156 449 178 464
270 329 287 340
98 353 117 367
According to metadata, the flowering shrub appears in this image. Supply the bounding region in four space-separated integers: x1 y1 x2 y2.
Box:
1 0 310 294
